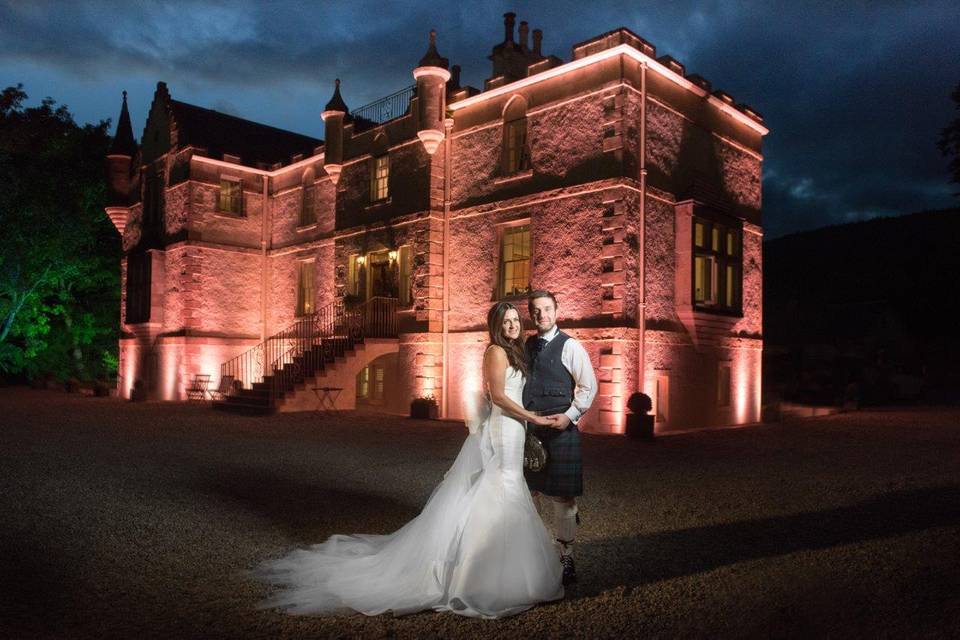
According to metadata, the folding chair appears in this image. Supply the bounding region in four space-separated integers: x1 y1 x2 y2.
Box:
185 374 211 401
209 375 236 400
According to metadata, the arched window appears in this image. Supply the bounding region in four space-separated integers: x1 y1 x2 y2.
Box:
502 95 530 175
299 167 316 226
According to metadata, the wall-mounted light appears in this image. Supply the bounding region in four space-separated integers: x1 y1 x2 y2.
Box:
388 250 398 263
356 256 366 266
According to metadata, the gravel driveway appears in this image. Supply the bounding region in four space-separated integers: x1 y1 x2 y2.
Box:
2 388 959 638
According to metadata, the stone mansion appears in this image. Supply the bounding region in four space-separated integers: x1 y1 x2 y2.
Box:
104 13 767 433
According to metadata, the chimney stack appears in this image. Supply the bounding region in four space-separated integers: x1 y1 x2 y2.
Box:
532 28 543 56
519 21 529 50
503 12 515 43
450 64 461 88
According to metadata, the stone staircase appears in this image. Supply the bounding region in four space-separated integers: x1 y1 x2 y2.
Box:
213 297 397 415
213 335 361 415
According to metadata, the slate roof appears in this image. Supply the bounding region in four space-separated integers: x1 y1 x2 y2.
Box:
169 100 322 167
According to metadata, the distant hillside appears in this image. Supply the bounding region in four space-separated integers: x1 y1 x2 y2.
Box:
763 208 960 404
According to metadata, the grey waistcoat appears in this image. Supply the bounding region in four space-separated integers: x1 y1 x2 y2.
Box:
522 331 574 413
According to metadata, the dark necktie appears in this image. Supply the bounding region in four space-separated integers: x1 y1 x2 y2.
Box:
534 337 548 356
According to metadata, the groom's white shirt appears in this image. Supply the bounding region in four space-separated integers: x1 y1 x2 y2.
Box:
538 325 598 424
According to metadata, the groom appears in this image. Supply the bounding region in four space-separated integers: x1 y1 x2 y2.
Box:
523 290 597 585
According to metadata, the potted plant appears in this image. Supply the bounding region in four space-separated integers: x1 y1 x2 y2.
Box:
410 395 439 419
625 392 655 440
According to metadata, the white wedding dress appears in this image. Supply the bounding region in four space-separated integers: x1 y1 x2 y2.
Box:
255 364 563 618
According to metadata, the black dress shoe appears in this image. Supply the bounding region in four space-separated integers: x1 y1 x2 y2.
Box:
560 555 577 585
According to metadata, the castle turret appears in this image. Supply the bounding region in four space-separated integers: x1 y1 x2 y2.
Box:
413 30 450 155
105 90 137 235
321 79 348 184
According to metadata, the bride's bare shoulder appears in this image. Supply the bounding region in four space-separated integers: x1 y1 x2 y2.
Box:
484 344 507 359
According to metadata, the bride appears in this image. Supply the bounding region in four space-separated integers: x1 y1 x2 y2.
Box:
255 302 565 618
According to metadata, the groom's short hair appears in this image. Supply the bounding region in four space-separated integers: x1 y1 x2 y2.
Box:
527 289 558 312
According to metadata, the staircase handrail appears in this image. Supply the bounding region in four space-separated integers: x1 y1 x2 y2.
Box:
217 296 400 408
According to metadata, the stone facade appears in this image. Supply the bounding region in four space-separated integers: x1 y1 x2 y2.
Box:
106 16 767 433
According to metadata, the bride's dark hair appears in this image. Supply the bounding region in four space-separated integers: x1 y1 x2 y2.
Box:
486 302 528 377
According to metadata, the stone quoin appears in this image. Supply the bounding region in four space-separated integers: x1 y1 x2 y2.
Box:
105 13 767 433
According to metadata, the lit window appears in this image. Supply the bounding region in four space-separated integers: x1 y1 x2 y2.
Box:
357 366 370 400
693 215 741 313
296 261 315 316
694 254 715 304
694 221 705 248
218 178 242 215
348 254 367 299
502 96 530 174
370 154 389 202
499 224 531 298
357 365 385 404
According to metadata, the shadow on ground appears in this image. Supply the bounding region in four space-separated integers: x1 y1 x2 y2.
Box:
576 484 960 598
189 468 420 542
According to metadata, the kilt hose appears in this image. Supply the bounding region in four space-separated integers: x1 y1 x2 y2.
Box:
524 422 583 497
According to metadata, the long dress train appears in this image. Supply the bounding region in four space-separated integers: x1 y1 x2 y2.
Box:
254 365 563 618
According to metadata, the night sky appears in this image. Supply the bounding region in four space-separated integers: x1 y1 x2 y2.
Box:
3 0 958 238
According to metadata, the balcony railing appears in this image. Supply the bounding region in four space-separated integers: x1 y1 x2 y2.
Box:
351 85 416 128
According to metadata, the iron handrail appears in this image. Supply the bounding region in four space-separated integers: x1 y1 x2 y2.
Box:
351 85 416 125
218 296 399 407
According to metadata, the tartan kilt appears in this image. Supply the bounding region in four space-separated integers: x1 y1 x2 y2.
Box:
524 423 583 497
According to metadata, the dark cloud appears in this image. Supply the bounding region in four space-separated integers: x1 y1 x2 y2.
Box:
2 0 957 237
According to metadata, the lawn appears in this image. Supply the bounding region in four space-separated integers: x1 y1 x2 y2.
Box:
2 388 958 638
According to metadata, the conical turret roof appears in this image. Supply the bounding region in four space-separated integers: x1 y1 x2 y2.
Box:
418 30 449 69
109 90 137 156
324 79 349 113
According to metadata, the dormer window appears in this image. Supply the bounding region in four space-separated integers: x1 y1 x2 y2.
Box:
217 177 242 215
502 96 530 175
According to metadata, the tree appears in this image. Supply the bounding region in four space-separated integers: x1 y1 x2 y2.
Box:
939 82 960 196
0 85 120 380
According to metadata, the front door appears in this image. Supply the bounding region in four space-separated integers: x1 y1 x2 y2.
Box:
368 251 398 299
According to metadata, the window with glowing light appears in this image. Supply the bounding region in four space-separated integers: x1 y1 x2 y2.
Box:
370 154 389 202
347 254 366 299
693 216 741 313
217 178 242 215
296 260 315 316
498 224 531 298
502 96 530 175
357 364 385 404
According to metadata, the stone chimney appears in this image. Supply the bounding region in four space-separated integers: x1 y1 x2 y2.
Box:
519 21 529 51
532 29 543 57
503 12 515 43
450 64 461 89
